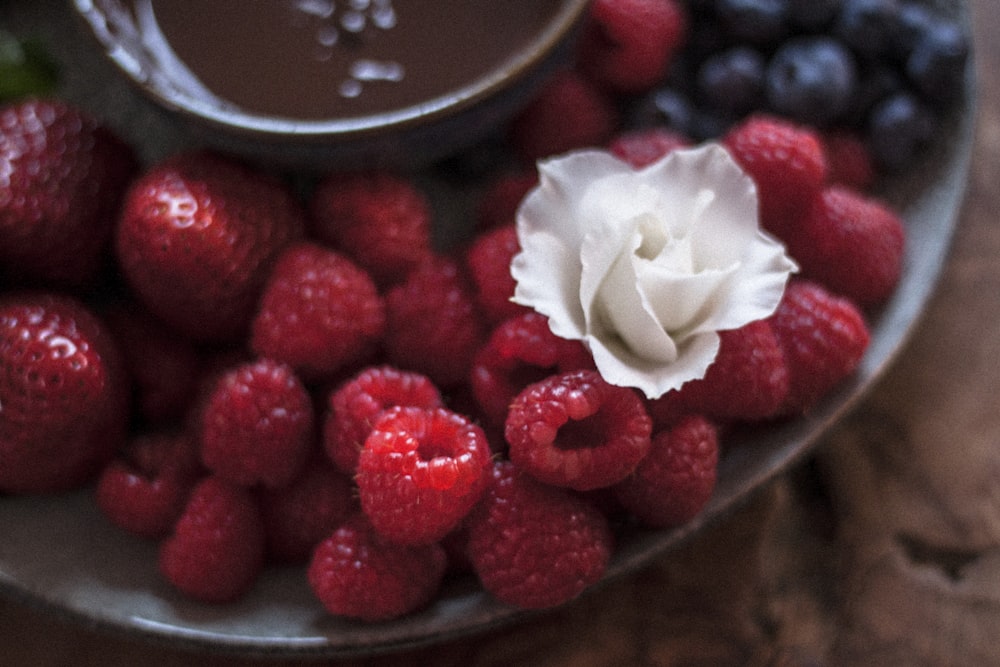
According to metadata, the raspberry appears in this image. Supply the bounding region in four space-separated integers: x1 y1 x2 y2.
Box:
463 223 530 325
722 115 828 242
466 460 613 609
509 69 619 164
658 319 790 423
258 453 356 563
475 170 538 231
614 415 719 528
822 131 876 191
607 126 692 168
199 358 313 489
95 431 202 540
308 171 433 288
250 242 385 381
768 280 870 414
577 0 688 93
307 513 447 621
323 365 443 475
103 302 200 425
357 406 492 545
159 476 265 603
470 312 594 427
787 186 905 307
0 292 128 494
383 255 484 387
504 369 652 491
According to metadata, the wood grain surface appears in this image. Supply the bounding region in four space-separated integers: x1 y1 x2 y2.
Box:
2 1 998 665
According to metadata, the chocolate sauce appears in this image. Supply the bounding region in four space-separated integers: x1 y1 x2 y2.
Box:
136 0 563 120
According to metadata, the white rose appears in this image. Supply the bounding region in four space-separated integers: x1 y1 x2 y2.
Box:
510 143 797 399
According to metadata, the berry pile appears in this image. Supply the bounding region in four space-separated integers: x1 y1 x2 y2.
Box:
0 0 966 623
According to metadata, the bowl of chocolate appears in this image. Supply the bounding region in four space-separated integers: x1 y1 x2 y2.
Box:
73 0 590 170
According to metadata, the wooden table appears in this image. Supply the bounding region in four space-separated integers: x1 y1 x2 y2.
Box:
3 2 999 665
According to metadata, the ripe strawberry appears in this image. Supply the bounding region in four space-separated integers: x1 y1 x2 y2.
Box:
250 242 385 381
308 171 433 288
509 69 619 164
722 115 827 242
0 292 128 494
198 358 314 489
159 476 265 603
0 98 137 289
115 150 304 343
768 280 870 414
787 186 905 307
577 0 688 94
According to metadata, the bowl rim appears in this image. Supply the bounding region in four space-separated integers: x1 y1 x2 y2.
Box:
72 0 591 140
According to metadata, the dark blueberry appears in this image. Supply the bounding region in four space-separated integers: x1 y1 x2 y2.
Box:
906 22 970 102
714 0 790 47
866 91 937 171
765 36 858 126
841 62 906 127
833 0 901 60
893 2 938 57
696 47 766 115
687 106 740 141
629 87 698 135
786 0 842 32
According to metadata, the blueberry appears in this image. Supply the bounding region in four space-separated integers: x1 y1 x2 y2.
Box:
867 91 936 171
906 21 969 101
696 47 766 115
893 2 937 57
714 0 789 46
833 0 901 60
841 62 906 127
765 36 857 126
786 0 842 31
629 87 698 135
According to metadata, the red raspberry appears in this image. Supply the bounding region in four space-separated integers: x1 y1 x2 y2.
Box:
357 406 492 545
307 513 447 621
577 0 688 94
0 98 137 289
116 150 304 343
103 302 200 425
199 358 314 489
159 476 265 603
95 431 202 539
475 170 538 231
787 186 905 307
470 312 594 427
722 115 827 242
308 171 433 288
383 255 484 387
607 126 692 168
509 69 619 164
768 280 870 414
250 242 385 381
0 292 128 494
822 131 876 191
614 415 718 528
258 454 356 564
655 319 790 423
323 365 443 475
466 460 613 609
504 369 652 491
463 223 530 325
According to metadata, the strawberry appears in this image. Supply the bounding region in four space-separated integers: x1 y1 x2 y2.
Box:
0 292 129 494
115 151 304 343
722 114 828 242
0 98 137 289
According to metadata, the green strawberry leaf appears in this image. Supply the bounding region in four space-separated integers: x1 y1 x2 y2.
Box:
0 30 59 102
